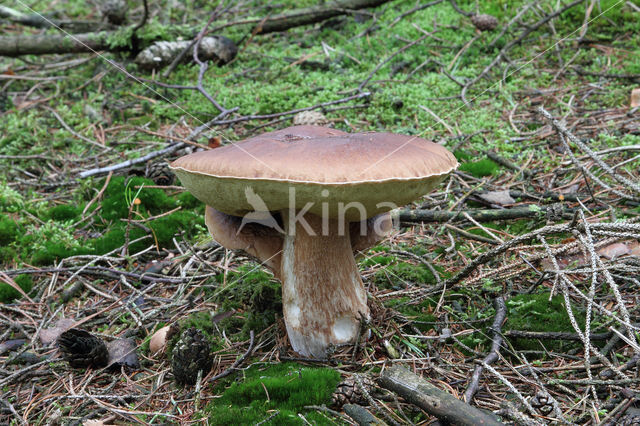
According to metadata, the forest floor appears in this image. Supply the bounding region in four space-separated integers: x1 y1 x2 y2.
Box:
1 0 640 424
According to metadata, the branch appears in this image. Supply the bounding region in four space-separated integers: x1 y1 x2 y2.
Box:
379 365 503 426
464 297 507 403
398 204 568 224
208 330 255 383
250 0 391 34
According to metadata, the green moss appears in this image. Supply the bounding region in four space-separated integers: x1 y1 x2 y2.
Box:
177 191 202 209
214 266 282 340
149 211 204 248
100 176 177 221
505 292 591 351
373 261 437 290
0 274 33 303
48 204 81 221
206 362 340 425
0 216 18 245
459 158 500 177
385 297 437 333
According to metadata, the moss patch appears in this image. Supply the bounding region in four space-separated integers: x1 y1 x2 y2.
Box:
0 274 33 303
213 266 282 340
505 292 592 352
206 362 340 425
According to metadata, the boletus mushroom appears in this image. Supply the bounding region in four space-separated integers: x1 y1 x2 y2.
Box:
170 125 457 358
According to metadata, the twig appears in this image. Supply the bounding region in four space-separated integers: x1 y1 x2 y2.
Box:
208 330 255 383
131 0 149 34
464 296 506 402
539 106 640 197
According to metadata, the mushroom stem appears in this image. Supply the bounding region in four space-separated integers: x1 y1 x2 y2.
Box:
280 210 369 358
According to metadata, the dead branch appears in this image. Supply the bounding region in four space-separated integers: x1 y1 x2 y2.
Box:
398 204 570 224
464 296 507 403
344 404 388 426
379 365 503 426
208 331 255 383
242 0 392 34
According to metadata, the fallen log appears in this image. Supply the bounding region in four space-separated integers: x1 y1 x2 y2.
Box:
379 365 503 426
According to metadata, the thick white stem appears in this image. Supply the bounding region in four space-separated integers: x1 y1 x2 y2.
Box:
280 211 369 358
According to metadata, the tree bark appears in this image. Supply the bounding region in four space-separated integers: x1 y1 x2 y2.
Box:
0 31 117 57
379 365 503 426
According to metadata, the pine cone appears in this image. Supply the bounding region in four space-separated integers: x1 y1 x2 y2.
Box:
146 162 175 186
292 111 328 127
171 327 212 386
58 329 109 369
331 375 377 408
471 14 498 31
530 391 554 416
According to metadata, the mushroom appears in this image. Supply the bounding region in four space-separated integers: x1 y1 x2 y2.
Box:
170 125 458 358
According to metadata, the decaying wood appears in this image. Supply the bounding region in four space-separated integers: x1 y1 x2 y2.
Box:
379 365 503 425
247 0 391 34
343 404 388 426
397 204 570 224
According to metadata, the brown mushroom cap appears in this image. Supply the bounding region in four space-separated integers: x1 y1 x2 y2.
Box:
170 125 458 220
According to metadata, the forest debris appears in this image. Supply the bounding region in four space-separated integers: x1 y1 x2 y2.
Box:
398 205 562 224
332 375 378 408
40 318 76 345
343 404 388 426
597 242 632 260
171 327 212 386
58 329 110 369
464 297 507 403
0 339 26 356
149 324 179 357
100 0 127 25
471 14 499 31
379 365 503 425
105 338 139 369
478 190 516 206
134 36 237 70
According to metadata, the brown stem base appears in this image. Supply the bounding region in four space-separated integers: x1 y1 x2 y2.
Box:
280 211 369 358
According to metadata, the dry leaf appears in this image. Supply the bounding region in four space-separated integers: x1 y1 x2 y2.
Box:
40 318 76 346
598 242 631 260
106 338 139 369
149 325 177 357
478 190 515 205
